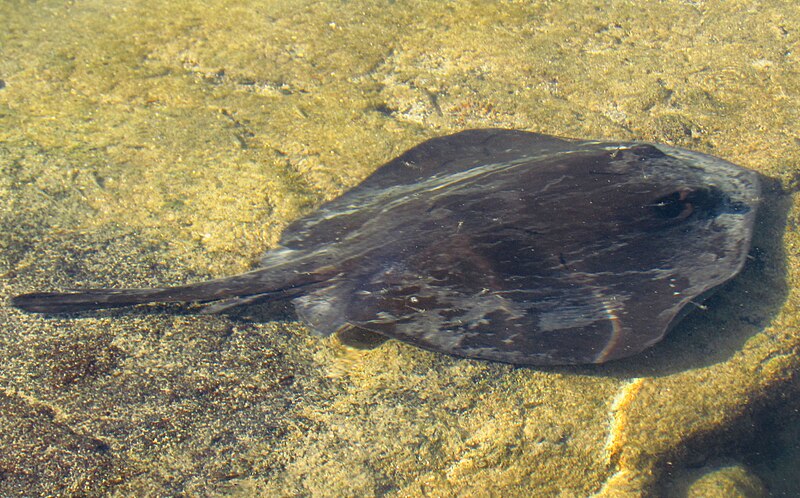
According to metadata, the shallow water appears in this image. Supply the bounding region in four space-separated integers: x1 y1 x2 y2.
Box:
1 0 799 495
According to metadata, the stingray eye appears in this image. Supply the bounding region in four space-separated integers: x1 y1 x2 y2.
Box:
650 190 693 219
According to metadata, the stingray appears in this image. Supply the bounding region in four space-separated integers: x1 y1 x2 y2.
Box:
11 129 760 365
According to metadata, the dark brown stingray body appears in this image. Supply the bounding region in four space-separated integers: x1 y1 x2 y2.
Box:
11 129 760 365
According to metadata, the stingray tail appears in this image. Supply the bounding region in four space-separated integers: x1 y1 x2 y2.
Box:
11 288 194 313
11 270 324 314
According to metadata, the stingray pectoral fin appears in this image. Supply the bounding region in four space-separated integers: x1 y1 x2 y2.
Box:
292 280 354 336
334 326 389 350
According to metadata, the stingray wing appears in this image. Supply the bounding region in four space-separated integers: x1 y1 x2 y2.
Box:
317 141 755 364
283 131 757 365
276 130 578 252
338 251 679 365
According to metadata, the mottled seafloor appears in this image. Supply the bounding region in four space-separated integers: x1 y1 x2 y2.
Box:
1 1 799 496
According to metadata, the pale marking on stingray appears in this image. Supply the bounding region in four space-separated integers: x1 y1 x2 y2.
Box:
594 297 626 363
